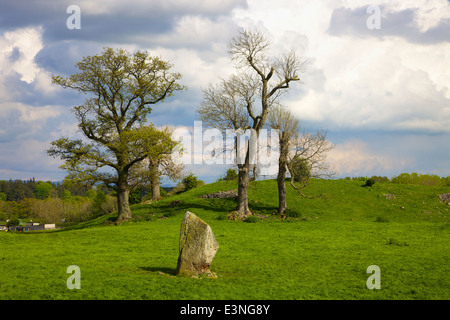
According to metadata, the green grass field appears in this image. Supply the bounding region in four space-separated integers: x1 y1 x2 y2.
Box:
1 179 449 300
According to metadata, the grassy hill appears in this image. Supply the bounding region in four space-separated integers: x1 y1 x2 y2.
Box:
0 179 449 300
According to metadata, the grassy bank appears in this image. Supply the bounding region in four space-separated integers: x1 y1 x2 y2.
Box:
0 179 449 299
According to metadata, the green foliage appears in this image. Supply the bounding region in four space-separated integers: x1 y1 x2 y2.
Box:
91 189 107 217
159 186 167 198
61 190 72 202
6 217 19 227
48 48 185 189
224 168 238 181
364 178 376 187
371 176 390 183
345 174 450 186
129 190 141 205
442 176 450 186
34 181 53 200
182 173 199 191
289 155 311 185
0 192 6 201
85 189 96 199
48 48 185 222
391 172 444 186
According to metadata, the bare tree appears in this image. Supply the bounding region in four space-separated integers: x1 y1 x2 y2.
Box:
267 104 300 215
288 130 335 198
198 28 304 219
268 105 335 215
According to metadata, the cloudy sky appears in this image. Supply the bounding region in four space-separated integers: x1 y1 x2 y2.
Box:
0 0 449 183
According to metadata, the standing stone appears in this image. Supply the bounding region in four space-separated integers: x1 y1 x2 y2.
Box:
176 211 219 276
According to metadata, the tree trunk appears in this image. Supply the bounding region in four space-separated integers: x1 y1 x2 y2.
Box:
149 158 160 201
235 162 252 220
231 129 257 220
116 178 132 223
277 162 287 217
277 133 289 217
151 179 160 201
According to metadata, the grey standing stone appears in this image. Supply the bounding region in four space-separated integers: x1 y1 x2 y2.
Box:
176 211 219 276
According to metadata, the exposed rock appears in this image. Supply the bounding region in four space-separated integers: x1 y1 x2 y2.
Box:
438 193 450 205
176 211 219 276
200 190 238 199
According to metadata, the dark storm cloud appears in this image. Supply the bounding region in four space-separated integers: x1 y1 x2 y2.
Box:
0 0 247 44
328 6 450 44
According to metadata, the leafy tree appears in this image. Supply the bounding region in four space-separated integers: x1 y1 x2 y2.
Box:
0 211 7 221
182 173 199 191
61 190 72 201
48 47 185 222
6 217 19 228
127 125 184 201
225 168 238 181
35 181 53 200
0 192 6 201
85 189 97 199
129 190 141 205
91 189 107 217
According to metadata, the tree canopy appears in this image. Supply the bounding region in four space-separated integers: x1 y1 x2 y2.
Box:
48 47 185 222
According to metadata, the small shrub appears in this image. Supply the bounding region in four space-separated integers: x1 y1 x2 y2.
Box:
289 155 311 185
6 217 19 228
224 168 238 181
182 173 199 191
364 178 376 187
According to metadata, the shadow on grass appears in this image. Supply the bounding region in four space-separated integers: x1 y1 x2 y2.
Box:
139 266 177 276
49 214 117 232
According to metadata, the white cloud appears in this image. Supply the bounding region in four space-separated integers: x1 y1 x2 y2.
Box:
327 139 410 177
0 26 44 84
233 0 450 134
151 46 234 90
